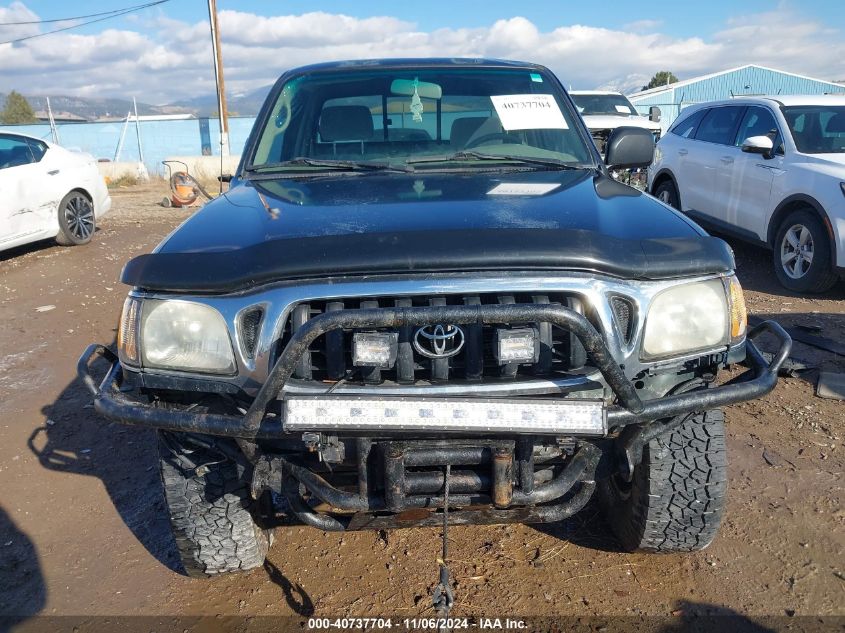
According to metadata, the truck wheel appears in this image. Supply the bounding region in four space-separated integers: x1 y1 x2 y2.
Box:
599 409 727 552
773 210 838 293
653 179 680 210
157 432 271 577
56 191 96 245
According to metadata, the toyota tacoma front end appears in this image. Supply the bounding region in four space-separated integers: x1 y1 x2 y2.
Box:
79 59 790 585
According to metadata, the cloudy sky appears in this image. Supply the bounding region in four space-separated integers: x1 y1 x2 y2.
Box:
1 0 843 104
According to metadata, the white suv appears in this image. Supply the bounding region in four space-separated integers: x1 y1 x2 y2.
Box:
649 95 845 293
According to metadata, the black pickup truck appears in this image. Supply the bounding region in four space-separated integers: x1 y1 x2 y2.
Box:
79 58 790 582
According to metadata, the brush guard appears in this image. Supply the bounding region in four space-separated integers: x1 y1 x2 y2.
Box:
78 304 792 438
244 437 601 534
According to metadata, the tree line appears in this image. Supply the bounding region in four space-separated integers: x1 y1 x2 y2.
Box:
0 91 37 124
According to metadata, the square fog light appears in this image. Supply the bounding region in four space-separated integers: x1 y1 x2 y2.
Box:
495 327 539 364
352 332 398 368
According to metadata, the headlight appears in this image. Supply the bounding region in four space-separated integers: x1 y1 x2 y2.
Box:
141 300 236 373
118 297 236 374
642 279 729 359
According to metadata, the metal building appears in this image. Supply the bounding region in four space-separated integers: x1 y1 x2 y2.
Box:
628 64 845 133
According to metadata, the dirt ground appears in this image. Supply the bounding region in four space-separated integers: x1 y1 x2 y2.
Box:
0 182 843 629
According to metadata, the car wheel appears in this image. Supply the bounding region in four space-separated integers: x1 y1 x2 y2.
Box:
653 179 680 210
157 432 272 578
56 191 96 245
773 209 838 293
599 409 727 552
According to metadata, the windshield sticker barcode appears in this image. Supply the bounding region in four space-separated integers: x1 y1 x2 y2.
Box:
491 94 568 131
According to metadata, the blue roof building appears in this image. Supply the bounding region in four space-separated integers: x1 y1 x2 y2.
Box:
628 64 845 133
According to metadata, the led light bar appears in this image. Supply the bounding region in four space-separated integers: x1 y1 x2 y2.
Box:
284 396 606 435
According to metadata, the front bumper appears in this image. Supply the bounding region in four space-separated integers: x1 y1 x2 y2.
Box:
78 303 791 439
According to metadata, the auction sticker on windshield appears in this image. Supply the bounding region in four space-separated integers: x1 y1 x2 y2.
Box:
491 94 568 131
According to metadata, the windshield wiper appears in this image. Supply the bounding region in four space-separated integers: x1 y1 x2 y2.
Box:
246 157 411 174
406 151 591 170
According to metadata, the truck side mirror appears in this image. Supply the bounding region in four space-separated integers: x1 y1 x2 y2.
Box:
649 106 661 123
604 126 655 170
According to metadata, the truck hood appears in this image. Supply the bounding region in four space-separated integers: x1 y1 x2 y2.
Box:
580 114 661 132
123 170 734 292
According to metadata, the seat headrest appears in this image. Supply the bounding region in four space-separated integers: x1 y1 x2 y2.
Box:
319 105 374 142
826 112 845 133
6 145 32 167
712 109 737 129
449 117 487 147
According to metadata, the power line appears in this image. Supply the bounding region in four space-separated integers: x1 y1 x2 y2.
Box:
0 0 170 45
0 0 168 25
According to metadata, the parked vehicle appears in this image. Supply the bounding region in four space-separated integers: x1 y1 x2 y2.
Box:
0 132 111 253
649 95 845 293
570 90 662 150
79 59 789 583
570 91 662 190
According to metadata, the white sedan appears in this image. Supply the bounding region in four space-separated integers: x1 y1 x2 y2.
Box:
0 132 111 253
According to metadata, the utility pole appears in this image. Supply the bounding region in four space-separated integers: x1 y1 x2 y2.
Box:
114 110 131 162
207 0 230 156
133 97 144 165
46 96 60 144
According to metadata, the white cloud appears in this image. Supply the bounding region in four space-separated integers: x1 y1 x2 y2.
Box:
0 1 38 41
0 4 843 104
217 10 414 47
623 19 664 33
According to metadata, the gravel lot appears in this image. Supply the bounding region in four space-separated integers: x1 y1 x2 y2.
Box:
1 182 842 630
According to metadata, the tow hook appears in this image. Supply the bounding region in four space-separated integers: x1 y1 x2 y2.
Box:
431 464 455 623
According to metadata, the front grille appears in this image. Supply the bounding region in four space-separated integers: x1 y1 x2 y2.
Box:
277 293 589 385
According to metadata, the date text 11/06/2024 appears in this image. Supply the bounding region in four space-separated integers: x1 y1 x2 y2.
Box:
307 618 528 629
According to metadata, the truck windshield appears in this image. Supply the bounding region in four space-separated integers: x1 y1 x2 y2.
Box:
247 67 593 172
571 93 637 116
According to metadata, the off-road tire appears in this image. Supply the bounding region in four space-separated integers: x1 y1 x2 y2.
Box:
653 179 680 210
599 409 727 552
56 191 95 245
773 209 838 294
157 432 271 578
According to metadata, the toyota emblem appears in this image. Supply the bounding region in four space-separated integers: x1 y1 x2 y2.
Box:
413 324 465 359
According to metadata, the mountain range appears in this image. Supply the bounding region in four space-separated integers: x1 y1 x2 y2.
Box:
1 85 273 121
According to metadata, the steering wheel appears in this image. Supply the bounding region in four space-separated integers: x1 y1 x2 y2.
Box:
463 132 521 149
